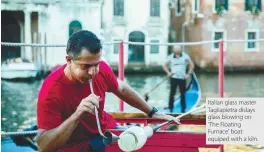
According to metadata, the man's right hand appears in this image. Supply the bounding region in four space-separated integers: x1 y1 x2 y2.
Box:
167 72 172 77
74 94 100 118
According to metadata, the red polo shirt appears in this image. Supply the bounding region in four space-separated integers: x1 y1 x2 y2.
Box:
37 61 118 151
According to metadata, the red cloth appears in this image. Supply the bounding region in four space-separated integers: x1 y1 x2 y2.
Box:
37 61 118 151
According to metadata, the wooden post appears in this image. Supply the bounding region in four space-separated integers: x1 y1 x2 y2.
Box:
118 41 124 112
218 39 224 98
218 39 224 152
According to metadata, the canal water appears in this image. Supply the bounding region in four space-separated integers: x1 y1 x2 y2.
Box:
1 73 264 132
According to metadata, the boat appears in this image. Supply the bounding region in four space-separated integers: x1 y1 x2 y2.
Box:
1 58 40 80
171 73 201 113
1 112 225 152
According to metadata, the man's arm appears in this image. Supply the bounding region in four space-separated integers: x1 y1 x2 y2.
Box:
163 61 171 76
114 80 152 114
187 58 194 75
37 94 100 152
114 80 181 124
36 113 79 152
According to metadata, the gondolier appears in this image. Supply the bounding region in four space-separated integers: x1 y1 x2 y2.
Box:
163 45 194 113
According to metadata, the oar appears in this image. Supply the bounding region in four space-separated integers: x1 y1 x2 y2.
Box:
144 75 170 102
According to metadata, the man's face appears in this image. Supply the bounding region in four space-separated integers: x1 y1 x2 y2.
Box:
173 45 182 54
68 48 101 84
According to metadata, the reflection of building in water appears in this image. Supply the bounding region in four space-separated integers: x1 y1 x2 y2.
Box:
1 0 103 68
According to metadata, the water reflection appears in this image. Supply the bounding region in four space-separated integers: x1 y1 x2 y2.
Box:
1 73 264 132
1 80 43 132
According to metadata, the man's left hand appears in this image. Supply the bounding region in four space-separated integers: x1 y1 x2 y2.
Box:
184 74 190 80
151 112 181 125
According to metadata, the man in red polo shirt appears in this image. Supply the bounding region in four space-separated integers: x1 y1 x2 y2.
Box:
36 30 180 152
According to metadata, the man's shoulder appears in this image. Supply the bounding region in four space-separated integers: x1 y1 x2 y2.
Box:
182 52 190 59
166 53 174 60
44 65 65 84
39 65 65 97
99 61 114 75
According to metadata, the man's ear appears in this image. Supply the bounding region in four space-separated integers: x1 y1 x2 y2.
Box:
66 56 72 63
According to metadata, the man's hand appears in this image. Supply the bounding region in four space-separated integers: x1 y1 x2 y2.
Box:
167 72 172 77
74 94 100 118
151 112 181 125
184 74 190 80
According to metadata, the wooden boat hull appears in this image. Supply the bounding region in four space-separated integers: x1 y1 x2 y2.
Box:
1 113 222 152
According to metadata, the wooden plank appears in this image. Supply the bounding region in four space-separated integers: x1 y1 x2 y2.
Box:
110 112 206 120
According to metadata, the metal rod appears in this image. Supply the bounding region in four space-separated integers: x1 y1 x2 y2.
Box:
153 104 206 132
89 80 107 139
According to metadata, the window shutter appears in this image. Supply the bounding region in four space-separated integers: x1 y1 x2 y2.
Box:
245 0 249 11
258 0 262 11
121 0 124 16
225 0 228 10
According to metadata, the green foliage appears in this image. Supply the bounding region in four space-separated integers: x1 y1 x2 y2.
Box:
248 4 260 15
215 4 225 17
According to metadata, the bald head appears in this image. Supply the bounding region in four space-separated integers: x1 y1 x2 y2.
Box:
173 45 182 54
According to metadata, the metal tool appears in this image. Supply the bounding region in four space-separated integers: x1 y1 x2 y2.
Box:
89 80 120 145
89 80 107 139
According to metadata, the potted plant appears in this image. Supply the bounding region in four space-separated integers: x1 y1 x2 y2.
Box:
248 4 260 15
215 4 226 17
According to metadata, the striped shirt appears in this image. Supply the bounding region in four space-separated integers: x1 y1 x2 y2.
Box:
166 52 190 80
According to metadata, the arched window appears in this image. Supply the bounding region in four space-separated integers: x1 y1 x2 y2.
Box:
128 31 145 62
69 20 82 36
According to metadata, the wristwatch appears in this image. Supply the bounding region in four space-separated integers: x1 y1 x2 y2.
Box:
148 107 158 118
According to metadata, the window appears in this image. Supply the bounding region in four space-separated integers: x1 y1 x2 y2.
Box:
150 0 160 17
114 0 124 16
214 32 223 49
69 20 82 37
175 0 182 16
192 0 200 13
150 40 159 53
113 40 121 54
212 30 226 51
248 32 256 48
213 0 228 12
245 30 259 51
245 0 262 11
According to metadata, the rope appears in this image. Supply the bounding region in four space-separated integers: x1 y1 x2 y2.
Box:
1 41 121 47
225 39 264 43
123 40 222 46
2 39 264 47
1 131 38 137
1 42 66 47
